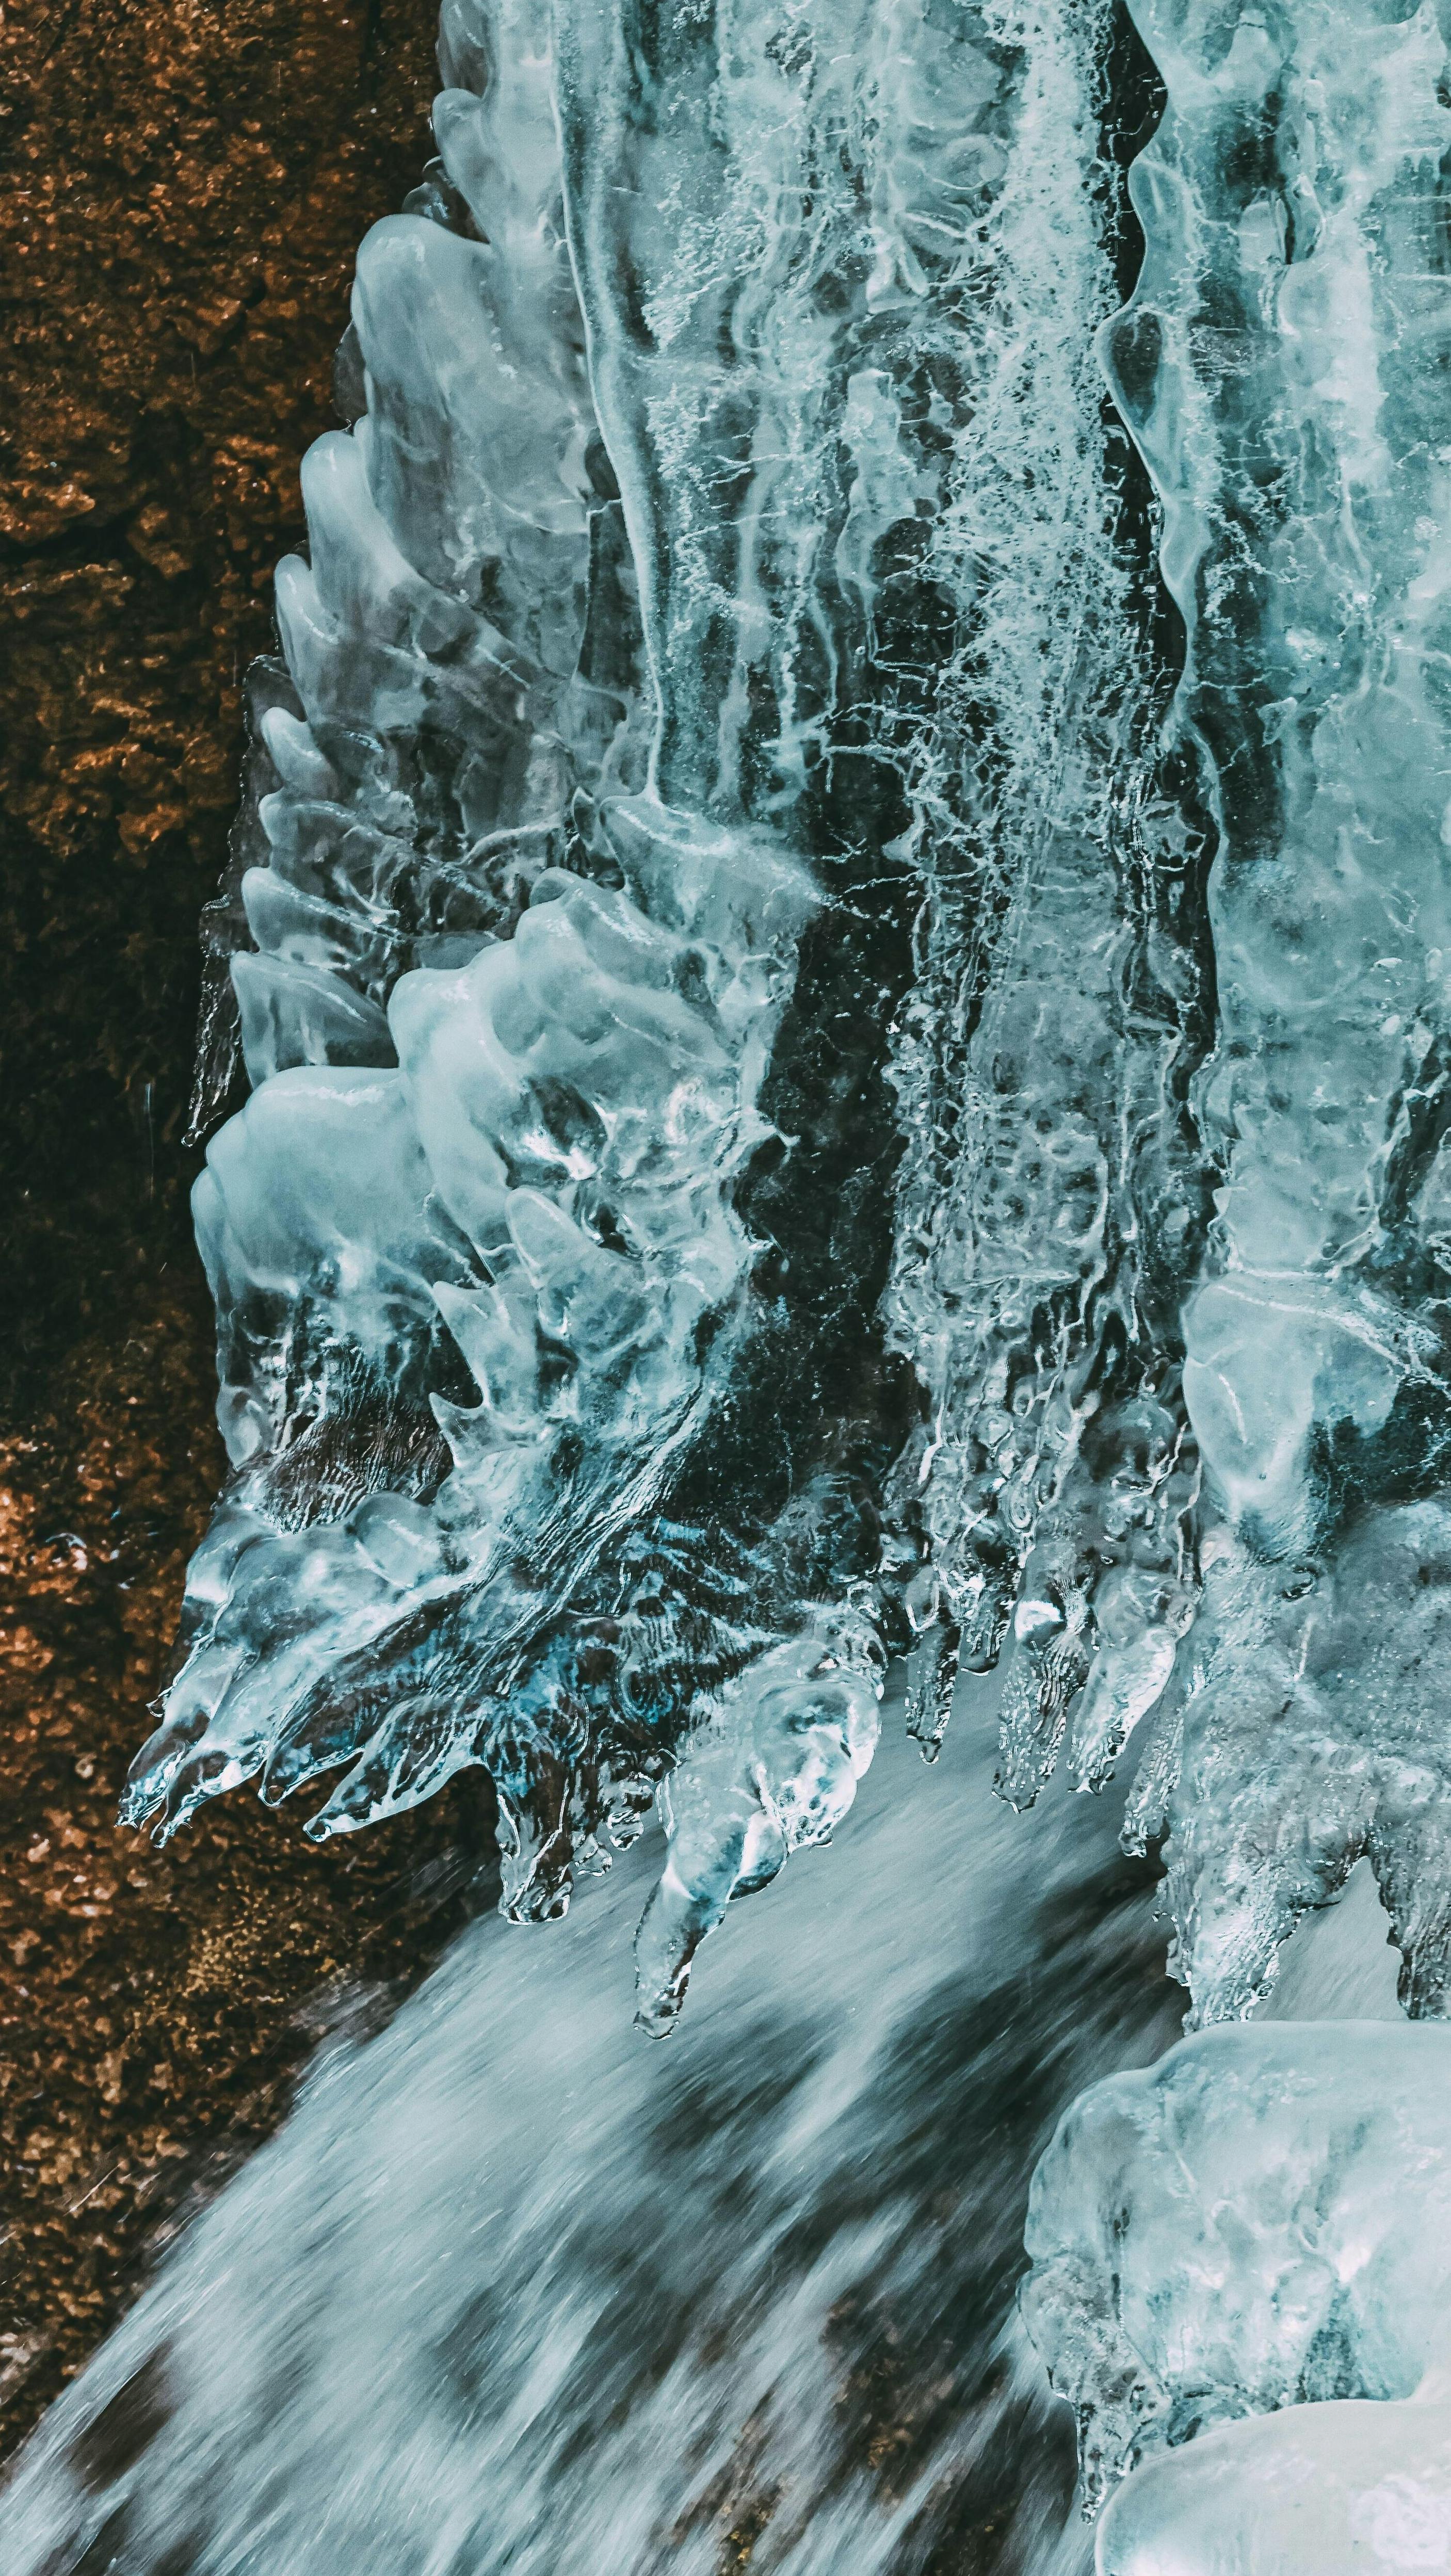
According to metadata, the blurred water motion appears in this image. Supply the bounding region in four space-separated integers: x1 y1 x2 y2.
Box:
2 1688 1184 2576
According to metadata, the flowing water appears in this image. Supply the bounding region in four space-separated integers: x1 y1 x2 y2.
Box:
2 1686 1189 2576
0 1687 1408 2576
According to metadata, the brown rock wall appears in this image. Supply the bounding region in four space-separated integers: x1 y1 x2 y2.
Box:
0 0 493 2460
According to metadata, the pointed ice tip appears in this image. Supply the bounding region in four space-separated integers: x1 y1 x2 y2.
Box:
993 1767 1041 1816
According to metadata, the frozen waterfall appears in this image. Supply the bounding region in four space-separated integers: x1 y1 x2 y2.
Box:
14 0 1451 2565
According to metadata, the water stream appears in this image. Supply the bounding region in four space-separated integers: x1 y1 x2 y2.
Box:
3 1690 1183 2576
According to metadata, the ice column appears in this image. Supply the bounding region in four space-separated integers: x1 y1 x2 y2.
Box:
123 0 826 1945
1101 0 1451 2018
874 0 1210 1805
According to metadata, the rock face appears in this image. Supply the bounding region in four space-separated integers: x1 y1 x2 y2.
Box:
0 0 498 2461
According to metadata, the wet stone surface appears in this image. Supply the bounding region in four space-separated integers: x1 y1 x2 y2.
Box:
0 0 493 2459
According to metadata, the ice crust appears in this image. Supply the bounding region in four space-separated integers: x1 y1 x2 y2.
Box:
878 0 1206 1795
158 0 1226 2027
1024 2022 1451 2512
1015 0 1451 2553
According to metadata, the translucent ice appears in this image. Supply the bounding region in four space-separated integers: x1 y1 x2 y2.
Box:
134 792 819 1900
134 0 846 1958
634 1610 882 2032
1023 2023 1451 2512
872 0 1210 1809
1097 2397 1451 2576
1089 0 1451 2019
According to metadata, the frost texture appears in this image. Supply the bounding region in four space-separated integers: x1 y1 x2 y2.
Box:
1023 2022 1451 2515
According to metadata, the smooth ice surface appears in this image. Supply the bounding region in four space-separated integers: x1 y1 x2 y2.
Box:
1097 2400 1451 2576
1024 2022 1451 2509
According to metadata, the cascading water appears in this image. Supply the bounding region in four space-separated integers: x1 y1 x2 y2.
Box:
1 1708 1184 2576
10 0 1451 2565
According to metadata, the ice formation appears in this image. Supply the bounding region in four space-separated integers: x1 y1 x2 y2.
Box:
27 0 1451 2551
129 0 933 2024
134 0 1212 2027
1012 0 1451 2547
1024 2022 1451 2511
1086 0 1451 2031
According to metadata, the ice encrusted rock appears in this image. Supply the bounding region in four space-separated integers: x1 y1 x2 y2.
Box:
1150 1505 1451 2021
1023 2023 1451 2515
137 801 815 1865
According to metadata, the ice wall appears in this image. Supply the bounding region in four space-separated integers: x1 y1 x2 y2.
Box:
129 0 1211 2030
881 0 1209 1802
1092 0 1451 2021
